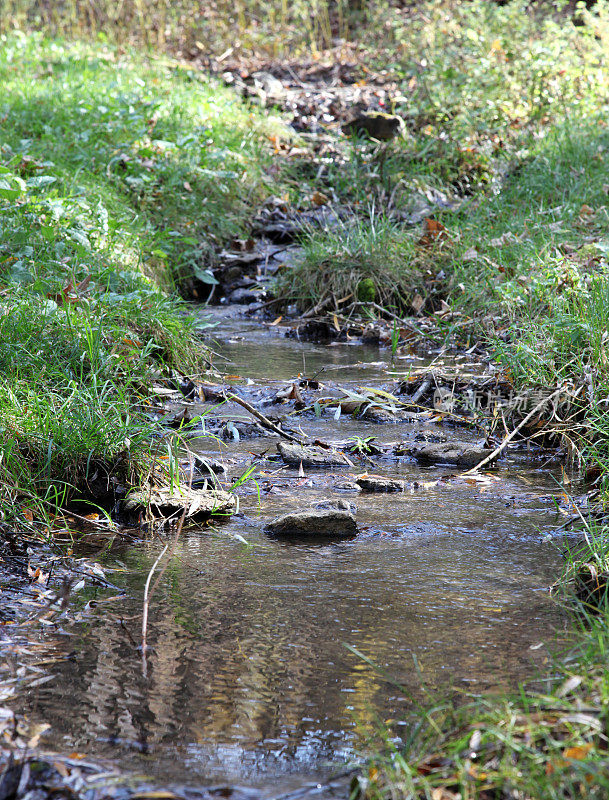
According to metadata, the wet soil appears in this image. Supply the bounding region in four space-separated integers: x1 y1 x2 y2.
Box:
9 307 575 799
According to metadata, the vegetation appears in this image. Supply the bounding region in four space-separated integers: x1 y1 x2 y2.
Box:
0 33 282 519
282 0 609 478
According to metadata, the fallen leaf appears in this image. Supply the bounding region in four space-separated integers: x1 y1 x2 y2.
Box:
311 191 329 206
411 293 425 314
52 761 70 778
563 743 593 760
490 231 519 247
27 722 50 748
557 675 582 697
418 217 448 246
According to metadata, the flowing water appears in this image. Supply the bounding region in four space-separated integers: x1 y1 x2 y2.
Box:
19 309 569 798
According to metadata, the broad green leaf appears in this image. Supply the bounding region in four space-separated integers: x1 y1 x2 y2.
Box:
26 175 57 189
193 266 219 285
0 176 26 200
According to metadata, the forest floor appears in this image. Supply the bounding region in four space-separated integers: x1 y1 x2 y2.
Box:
2 1 609 797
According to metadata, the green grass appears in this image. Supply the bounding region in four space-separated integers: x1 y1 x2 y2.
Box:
286 215 423 312
0 32 284 520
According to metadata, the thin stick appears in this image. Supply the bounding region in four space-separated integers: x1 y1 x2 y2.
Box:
224 392 305 443
141 542 168 678
141 507 187 677
462 388 562 475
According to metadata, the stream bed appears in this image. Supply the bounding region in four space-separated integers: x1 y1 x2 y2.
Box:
17 309 570 798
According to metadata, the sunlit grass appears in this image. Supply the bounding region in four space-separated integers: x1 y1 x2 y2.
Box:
0 33 284 519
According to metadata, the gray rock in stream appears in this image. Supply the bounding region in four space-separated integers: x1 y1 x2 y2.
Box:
228 287 265 304
265 509 358 539
404 442 494 467
356 476 406 493
277 441 351 468
315 499 357 513
118 487 236 523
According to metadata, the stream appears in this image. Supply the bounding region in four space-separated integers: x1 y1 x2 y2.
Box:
17 308 570 798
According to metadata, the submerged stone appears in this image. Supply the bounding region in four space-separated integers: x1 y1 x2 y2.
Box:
277 441 350 468
361 407 423 424
356 476 406 493
265 509 358 539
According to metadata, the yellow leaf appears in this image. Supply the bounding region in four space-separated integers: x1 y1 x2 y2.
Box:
489 38 503 55
564 744 593 760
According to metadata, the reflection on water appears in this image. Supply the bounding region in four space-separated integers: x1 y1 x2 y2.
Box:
20 310 568 797
203 307 423 383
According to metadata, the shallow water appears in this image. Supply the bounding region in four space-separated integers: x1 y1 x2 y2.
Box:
20 308 569 797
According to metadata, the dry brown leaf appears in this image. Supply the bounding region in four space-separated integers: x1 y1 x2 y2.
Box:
311 191 329 206
411 293 425 314
52 761 70 778
418 217 448 246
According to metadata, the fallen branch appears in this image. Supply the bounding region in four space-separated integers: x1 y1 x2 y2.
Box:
462 388 563 475
224 392 305 443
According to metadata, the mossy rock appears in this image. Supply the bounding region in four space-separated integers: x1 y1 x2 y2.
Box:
357 278 376 302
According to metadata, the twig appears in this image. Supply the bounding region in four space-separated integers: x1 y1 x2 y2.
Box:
141 542 168 678
224 392 305 443
141 507 187 678
462 388 563 475
250 294 288 311
367 302 441 342
301 292 331 319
